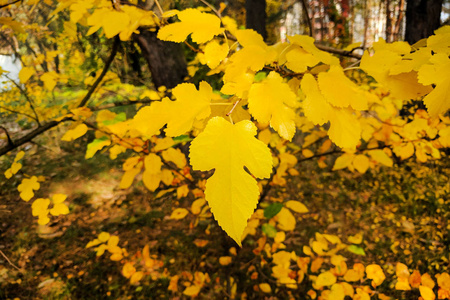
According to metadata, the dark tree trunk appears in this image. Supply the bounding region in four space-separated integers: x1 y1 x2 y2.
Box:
405 0 443 44
246 0 267 40
386 0 392 42
134 30 188 89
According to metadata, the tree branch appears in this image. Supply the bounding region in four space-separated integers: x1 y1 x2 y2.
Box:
78 37 120 107
0 126 14 146
314 43 363 59
300 0 313 37
0 117 72 156
0 0 22 9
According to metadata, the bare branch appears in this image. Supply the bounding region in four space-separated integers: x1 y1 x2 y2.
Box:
0 249 22 272
78 37 120 107
0 0 22 9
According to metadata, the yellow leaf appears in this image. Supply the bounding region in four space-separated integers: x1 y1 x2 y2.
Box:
219 256 232 265
19 67 35 83
50 203 69 216
420 285 436 300
85 138 111 159
130 271 144 284
119 166 141 189
369 149 393 167
133 82 213 137
366 264 386 287
98 232 110 242
170 208 189 220
183 285 201 296
158 8 223 44
393 143 415 160
316 271 337 288
193 239 209 247
142 171 161 191
259 283 272 293
189 117 273 245
421 273 435 289
248 72 298 140
200 40 229 69
162 148 186 169
285 46 320 73
301 73 333 126
18 176 40 201
40 71 58 91
318 66 368 110
32 198 50 217
276 207 296 231
422 77 450 118
122 262 136 278
332 153 354 170
352 155 369 174
191 198 206 215
61 124 88 141
285 200 308 213
328 108 361 149
347 233 363 244
168 275 179 292
329 283 346 300
107 236 119 248
177 184 189 199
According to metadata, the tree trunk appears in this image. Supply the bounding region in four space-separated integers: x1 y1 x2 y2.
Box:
405 0 443 44
386 0 392 42
134 30 188 89
246 0 267 40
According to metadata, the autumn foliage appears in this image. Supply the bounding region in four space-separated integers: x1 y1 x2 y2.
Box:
0 0 449 299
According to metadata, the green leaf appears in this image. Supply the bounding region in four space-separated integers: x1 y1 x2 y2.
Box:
103 112 126 125
264 203 283 219
347 245 366 256
262 224 277 238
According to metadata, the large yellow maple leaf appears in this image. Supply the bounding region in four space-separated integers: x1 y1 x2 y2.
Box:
189 117 273 245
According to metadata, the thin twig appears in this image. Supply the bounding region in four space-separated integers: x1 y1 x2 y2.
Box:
78 37 120 107
0 0 22 9
0 105 37 121
0 250 21 271
300 0 313 37
4 74 41 126
184 41 203 53
198 0 221 18
153 0 164 17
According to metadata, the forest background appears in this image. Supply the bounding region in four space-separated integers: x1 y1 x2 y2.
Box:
0 0 450 299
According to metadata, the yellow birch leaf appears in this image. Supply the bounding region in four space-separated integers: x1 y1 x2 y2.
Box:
170 208 189 220
421 273 435 289
352 155 370 173
369 149 393 167
276 207 296 231
177 184 189 199
85 138 111 159
142 172 161 191
168 275 179 292
107 236 119 247
366 264 386 287
259 283 272 293
162 148 186 168
422 77 450 118
119 166 141 189
285 200 308 213
333 153 354 170
144 153 162 174
102 10 130 39
61 123 88 141
248 72 298 140
130 271 144 284
285 47 320 73
122 262 136 278
219 256 232 265
316 271 337 288
329 283 346 300
393 143 415 160
19 67 35 83
189 117 273 245
161 169 174 185
183 285 201 296
98 232 110 242
302 149 314 158
158 8 223 44
409 270 422 288
40 71 58 91
191 198 206 214
420 286 436 300
348 233 363 244
344 269 362 282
